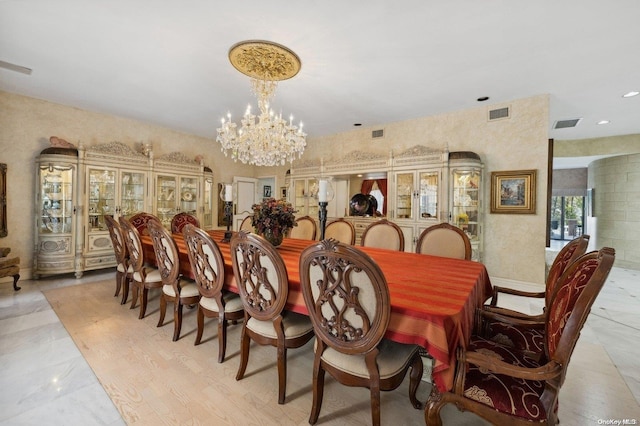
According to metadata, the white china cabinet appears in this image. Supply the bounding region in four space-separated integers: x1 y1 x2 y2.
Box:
289 146 483 258
448 151 483 261
34 141 214 278
33 147 79 278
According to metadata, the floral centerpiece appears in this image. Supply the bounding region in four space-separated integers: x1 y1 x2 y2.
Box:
251 198 297 246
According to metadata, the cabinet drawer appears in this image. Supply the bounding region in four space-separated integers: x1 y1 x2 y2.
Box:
88 234 113 252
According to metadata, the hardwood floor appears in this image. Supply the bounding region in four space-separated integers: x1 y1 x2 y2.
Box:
1 266 639 425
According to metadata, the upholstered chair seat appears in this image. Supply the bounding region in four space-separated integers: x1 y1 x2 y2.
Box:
198 291 243 313
246 311 313 338
320 339 421 380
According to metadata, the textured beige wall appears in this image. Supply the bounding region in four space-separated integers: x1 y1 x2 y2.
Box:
303 95 550 283
555 134 640 158
1 91 549 284
589 154 640 269
0 91 258 278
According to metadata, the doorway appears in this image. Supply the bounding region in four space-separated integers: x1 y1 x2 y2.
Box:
550 195 585 241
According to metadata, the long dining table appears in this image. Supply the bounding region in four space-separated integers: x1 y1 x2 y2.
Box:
140 229 492 393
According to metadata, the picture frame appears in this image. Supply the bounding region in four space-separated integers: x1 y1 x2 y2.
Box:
0 163 6 237
490 169 537 214
280 186 287 199
263 185 272 198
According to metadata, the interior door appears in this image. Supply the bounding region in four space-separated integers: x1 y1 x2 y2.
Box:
233 176 258 229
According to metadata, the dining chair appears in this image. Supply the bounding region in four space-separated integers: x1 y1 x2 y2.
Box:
299 239 422 425
182 224 244 362
230 231 315 404
415 222 471 260
426 247 615 426
323 218 355 244
239 215 253 232
487 234 590 319
170 212 199 234
288 215 317 240
104 215 133 304
118 216 164 318
147 219 200 341
477 235 591 355
129 212 161 236
360 219 404 251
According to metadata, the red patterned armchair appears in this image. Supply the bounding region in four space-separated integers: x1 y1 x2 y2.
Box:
170 212 199 234
425 247 615 426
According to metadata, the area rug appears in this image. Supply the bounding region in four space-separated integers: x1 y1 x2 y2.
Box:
44 280 460 425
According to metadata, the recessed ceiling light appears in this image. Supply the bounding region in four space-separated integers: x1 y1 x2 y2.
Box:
353 123 362 126
477 96 489 102
597 120 610 125
623 91 639 98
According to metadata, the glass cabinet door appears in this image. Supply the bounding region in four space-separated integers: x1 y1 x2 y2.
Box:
306 178 318 217
39 165 75 234
451 169 480 241
88 168 116 231
156 174 177 227
293 179 306 213
395 172 414 219
120 170 145 218
179 176 198 214
418 171 439 220
202 175 213 229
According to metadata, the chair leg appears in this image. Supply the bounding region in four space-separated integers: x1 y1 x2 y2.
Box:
114 271 122 297
194 305 205 345
370 383 381 426
139 287 150 319
12 274 20 291
120 275 130 305
156 292 166 325
309 357 325 424
217 314 227 363
424 387 445 426
235 326 250 381
129 282 139 310
172 300 183 341
277 345 288 404
408 355 423 409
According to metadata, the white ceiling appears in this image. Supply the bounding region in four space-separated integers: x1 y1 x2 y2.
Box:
1 1 639 160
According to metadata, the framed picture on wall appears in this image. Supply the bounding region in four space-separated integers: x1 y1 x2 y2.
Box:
263 185 272 198
490 169 537 214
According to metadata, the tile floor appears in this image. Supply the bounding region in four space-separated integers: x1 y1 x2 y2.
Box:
1 260 639 425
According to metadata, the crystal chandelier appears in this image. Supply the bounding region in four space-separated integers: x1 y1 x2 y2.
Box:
216 40 307 167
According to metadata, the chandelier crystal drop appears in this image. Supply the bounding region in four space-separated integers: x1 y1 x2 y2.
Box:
216 40 307 167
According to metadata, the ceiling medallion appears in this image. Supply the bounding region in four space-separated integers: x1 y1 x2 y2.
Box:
217 40 306 166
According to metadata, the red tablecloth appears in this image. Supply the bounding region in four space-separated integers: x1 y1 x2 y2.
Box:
141 229 492 392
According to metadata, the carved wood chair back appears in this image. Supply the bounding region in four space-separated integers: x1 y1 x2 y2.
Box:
170 212 199 234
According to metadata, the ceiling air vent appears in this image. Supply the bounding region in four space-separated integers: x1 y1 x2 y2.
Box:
553 118 582 129
372 129 384 139
488 106 510 121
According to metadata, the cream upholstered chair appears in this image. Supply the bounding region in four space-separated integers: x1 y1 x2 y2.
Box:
299 239 422 425
104 215 133 304
147 219 200 341
230 231 315 404
426 247 615 426
182 224 244 362
323 218 355 245
288 215 317 240
119 216 164 318
360 219 404 251
239 215 253 232
415 222 471 260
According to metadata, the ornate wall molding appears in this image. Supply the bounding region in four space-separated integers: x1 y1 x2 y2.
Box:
87 141 146 158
